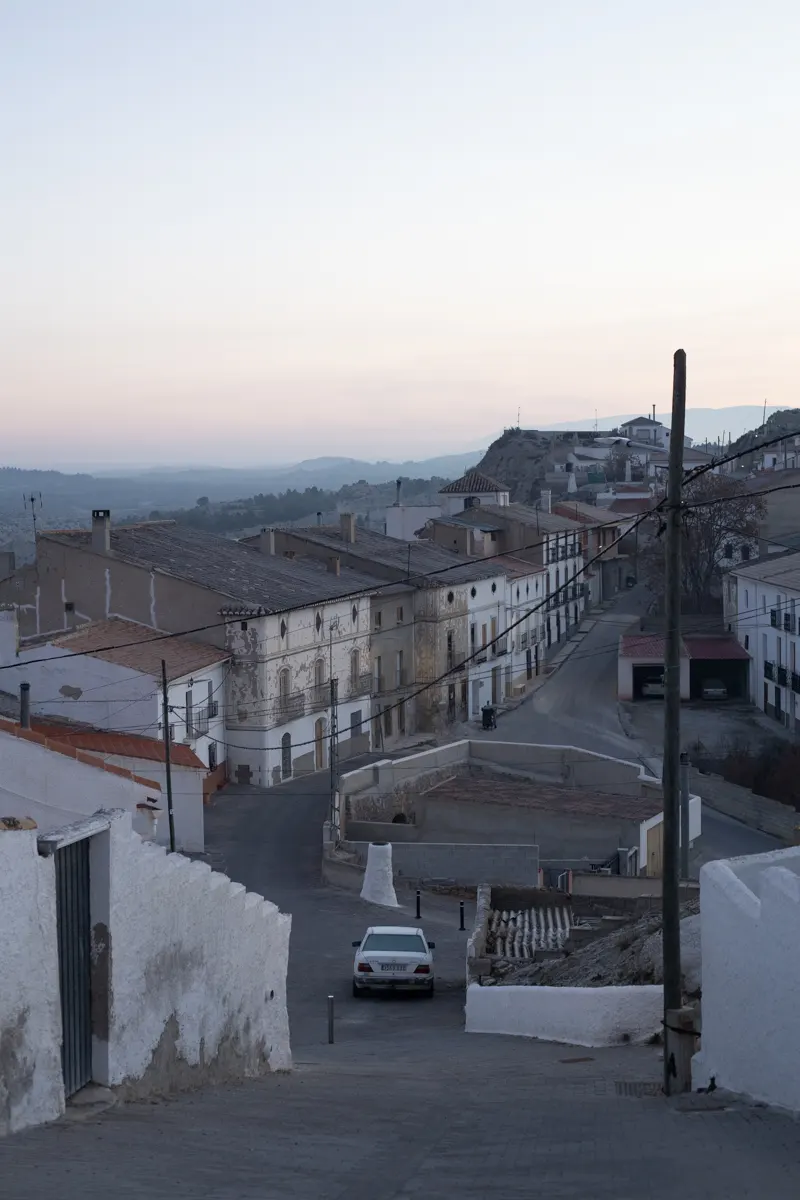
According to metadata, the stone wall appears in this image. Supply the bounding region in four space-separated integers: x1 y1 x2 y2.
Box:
344 839 540 889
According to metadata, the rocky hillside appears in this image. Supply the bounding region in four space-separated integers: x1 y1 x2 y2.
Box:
728 408 800 464
471 427 603 503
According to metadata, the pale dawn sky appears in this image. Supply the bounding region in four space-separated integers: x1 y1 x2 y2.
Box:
1 1 798 466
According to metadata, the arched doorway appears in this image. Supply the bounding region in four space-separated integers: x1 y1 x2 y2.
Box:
314 717 327 770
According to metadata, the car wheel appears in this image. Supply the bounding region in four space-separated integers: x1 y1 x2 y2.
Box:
352 981 364 998
423 982 435 998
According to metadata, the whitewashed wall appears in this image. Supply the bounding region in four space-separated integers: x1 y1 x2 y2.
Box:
694 846 800 1113
99 812 291 1089
0 829 63 1136
465 981 663 1046
98 756 204 852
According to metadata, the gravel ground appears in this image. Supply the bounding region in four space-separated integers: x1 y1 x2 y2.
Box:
497 901 701 992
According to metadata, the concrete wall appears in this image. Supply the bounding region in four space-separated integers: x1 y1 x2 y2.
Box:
689 768 797 842
0 829 63 1136
694 846 800 1113
465 981 663 1046
344 840 540 888
99 757 205 853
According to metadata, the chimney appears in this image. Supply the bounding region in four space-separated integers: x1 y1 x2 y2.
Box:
316 511 323 527
259 527 276 555
395 478 402 506
340 512 356 544
327 555 341 575
541 489 552 514
19 681 30 729
91 509 111 554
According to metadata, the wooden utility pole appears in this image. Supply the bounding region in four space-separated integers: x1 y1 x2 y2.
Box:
663 350 686 1094
161 659 176 853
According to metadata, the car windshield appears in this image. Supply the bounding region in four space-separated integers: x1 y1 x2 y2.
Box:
362 933 425 953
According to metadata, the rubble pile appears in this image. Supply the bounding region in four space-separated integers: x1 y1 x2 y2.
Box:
496 899 701 991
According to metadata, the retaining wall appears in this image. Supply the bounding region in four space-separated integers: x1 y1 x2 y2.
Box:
689 768 797 842
344 840 540 888
465 981 663 1046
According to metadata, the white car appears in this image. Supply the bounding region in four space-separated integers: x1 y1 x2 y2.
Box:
352 925 436 997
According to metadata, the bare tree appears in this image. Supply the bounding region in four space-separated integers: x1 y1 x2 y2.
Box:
641 474 765 614
605 444 630 482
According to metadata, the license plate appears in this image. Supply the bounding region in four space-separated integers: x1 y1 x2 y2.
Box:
381 963 404 972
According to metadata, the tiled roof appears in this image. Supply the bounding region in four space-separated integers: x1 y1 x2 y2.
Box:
439 471 509 495
30 719 206 769
732 549 800 591
474 503 586 535
607 499 657 515
42 523 385 613
619 416 663 427
553 502 621 526
261 526 503 586
683 636 751 662
50 618 229 681
619 633 688 659
0 719 161 790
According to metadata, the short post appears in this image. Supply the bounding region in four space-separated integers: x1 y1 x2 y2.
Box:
664 1006 697 1094
327 994 334 1045
415 890 421 921
459 901 465 931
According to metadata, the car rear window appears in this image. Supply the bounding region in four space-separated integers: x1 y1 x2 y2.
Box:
362 933 426 952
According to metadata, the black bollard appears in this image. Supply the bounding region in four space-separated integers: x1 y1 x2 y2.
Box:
459 901 465 931
415 889 421 920
327 994 334 1044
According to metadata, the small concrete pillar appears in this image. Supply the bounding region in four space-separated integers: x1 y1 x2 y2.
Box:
360 842 399 908
665 1006 697 1094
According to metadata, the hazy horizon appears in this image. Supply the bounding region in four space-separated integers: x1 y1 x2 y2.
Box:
3 2 798 466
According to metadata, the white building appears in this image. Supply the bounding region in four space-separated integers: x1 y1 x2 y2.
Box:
727 551 800 726
384 471 511 540
223 585 374 788
0 611 229 777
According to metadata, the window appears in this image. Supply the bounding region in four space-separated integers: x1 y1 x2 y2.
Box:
470 622 476 648
278 667 290 699
398 699 406 735
490 532 497 542
741 544 751 561
374 610 382 630
375 655 382 689
447 630 454 668
396 605 404 623
396 650 404 687
491 582 497 593
315 612 323 633
208 742 217 771
280 618 287 639
240 621 248 631
744 635 749 651
350 710 362 736
185 690 194 738
447 591 454 604
352 604 358 625
745 589 749 610
724 542 733 560
350 649 359 688
314 658 325 688
281 732 292 779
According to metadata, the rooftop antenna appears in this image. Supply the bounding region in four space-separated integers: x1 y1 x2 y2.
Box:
23 492 42 539
517 405 520 427
762 398 767 429
594 408 598 434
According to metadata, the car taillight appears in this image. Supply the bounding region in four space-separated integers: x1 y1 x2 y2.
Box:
413 965 430 975
357 962 373 973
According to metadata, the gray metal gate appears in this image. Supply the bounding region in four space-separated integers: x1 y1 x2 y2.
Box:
55 839 93 1097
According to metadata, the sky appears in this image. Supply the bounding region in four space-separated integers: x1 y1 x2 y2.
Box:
2 1 799 467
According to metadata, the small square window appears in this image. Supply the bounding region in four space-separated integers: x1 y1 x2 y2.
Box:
374 611 382 630
240 621 248 631
396 606 404 623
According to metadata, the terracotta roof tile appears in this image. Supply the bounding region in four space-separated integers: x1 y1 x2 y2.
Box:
0 718 161 791
439 471 509 495
30 720 206 770
50 618 229 681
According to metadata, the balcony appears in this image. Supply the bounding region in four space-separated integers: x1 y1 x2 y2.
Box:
348 671 372 699
770 609 778 628
310 682 328 711
192 707 210 737
207 699 219 719
491 637 508 658
778 666 788 687
764 661 775 681
446 655 467 673
275 692 305 724
559 546 568 560
474 650 488 664
784 613 795 633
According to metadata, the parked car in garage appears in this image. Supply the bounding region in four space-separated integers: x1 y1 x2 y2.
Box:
701 678 728 701
641 677 665 698
352 926 436 997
